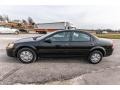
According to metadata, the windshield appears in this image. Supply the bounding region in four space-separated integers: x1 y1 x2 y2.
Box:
36 32 56 40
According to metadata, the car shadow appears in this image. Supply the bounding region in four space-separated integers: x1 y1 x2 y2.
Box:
36 57 89 64
4 56 89 64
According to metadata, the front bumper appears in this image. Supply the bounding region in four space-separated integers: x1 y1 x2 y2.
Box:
105 48 114 57
6 47 16 57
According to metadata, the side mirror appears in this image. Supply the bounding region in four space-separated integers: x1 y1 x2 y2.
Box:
44 39 52 43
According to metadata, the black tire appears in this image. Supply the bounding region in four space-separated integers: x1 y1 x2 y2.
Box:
88 50 103 64
15 31 19 35
17 48 37 64
38 32 41 34
38 31 47 34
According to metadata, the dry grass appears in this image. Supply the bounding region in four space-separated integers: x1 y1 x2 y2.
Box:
96 34 120 39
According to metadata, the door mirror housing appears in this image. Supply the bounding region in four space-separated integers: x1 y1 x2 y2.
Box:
44 39 52 43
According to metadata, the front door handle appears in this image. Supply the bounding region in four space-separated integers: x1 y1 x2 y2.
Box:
90 43 94 46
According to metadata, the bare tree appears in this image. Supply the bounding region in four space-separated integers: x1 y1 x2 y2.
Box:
12 19 21 23
28 17 35 25
22 19 27 25
3 15 10 22
5 15 9 22
0 15 4 21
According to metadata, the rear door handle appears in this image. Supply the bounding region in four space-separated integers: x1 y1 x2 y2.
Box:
65 43 69 46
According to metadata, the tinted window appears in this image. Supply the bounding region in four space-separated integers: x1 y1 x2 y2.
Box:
72 32 91 41
48 32 70 41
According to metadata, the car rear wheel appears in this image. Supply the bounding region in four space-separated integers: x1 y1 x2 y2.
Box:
15 31 19 35
17 48 37 63
88 50 103 64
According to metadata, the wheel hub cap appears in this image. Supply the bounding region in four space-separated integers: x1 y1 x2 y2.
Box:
91 53 101 63
20 51 33 62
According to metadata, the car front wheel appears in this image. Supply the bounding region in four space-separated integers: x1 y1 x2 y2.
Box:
17 48 37 63
88 50 103 64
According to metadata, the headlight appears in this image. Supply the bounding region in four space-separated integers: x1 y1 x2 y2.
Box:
7 43 14 48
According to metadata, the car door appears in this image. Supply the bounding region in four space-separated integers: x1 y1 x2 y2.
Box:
69 31 94 56
38 31 71 56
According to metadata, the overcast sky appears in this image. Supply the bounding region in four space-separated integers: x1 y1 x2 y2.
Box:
0 5 120 30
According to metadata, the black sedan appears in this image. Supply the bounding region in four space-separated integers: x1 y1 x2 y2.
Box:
6 30 114 64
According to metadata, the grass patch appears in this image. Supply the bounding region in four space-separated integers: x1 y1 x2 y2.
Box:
96 34 120 39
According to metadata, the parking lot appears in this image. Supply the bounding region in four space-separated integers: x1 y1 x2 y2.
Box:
0 34 120 84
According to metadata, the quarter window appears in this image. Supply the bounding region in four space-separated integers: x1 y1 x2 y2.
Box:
72 32 91 41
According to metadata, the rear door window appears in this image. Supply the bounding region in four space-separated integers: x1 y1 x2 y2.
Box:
72 31 91 42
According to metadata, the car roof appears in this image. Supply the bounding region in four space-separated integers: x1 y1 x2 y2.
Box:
54 29 90 34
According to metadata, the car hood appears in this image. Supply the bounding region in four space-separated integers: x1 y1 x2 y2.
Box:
15 37 38 43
